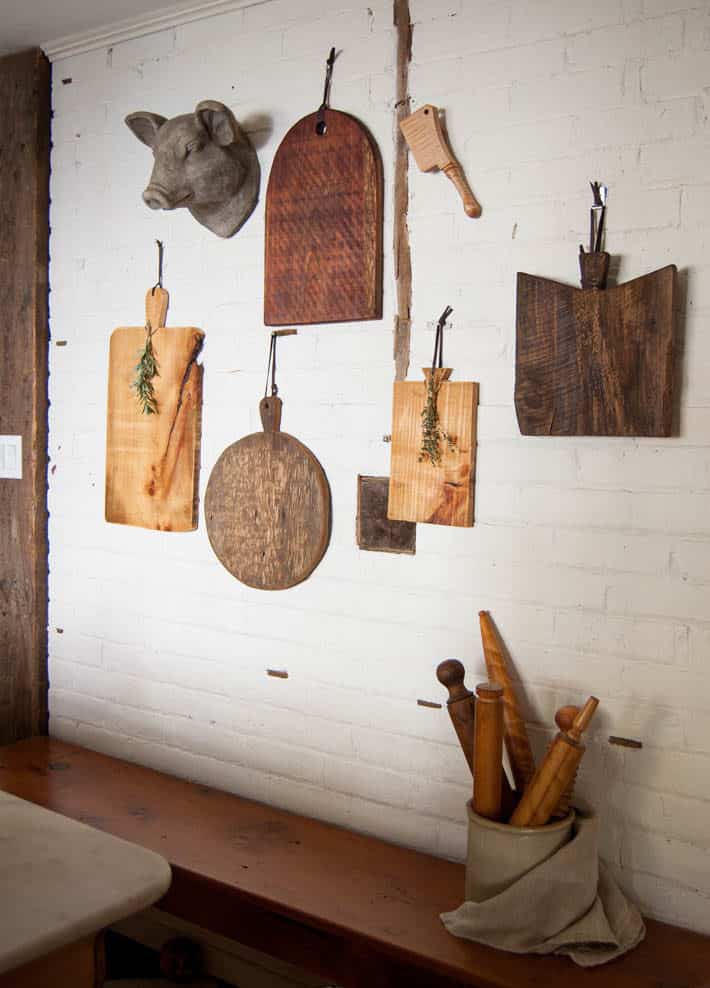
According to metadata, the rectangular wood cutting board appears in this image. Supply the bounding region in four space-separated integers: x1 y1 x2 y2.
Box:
388 375 478 528
105 291 204 532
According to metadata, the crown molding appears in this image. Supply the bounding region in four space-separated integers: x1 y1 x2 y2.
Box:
42 0 267 62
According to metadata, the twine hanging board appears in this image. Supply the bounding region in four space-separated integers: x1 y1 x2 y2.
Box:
388 369 478 528
204 396 331 590
264 109 383 326
105 288 204 531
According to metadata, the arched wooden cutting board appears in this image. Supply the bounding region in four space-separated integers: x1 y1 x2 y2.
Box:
204 397 331 590
264 109 383 326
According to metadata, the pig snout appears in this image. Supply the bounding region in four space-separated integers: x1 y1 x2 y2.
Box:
143 183 177 210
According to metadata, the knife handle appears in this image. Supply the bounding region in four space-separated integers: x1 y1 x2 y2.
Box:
442 162 481 218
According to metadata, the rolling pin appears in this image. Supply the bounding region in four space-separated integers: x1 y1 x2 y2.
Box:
437 660 516 814
551 705 579 818
473 682 505 821
436 659 476 775
510 697 599 827
479 611 535 791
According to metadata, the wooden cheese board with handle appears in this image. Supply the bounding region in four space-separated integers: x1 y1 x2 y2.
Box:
264 57 383 326
388 368 478 527
515 249 676 437
105 287 204 531
205 394 331 590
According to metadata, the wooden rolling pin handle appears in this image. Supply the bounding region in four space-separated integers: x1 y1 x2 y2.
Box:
568 696 599 743
437 660 475 775
555 706 579 732
145 286 169 331
442 162 481 218
437 659 473 706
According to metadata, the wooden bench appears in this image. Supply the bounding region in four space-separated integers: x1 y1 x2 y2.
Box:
1 737 708 988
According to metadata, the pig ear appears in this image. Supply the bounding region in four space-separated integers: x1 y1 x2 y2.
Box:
125 112 167 148
195 100 236 147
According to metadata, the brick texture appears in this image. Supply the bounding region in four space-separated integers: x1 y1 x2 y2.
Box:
48 0 710 933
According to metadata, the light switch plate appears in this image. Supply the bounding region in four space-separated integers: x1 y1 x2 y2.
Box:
0 436 22 479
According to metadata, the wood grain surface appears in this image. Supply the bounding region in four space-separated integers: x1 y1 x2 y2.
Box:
3 738 710 988
388 370 478 527
264 109 383 326
205 397 330 590
515 264 676 436
356 475 416 554
105 289 204 532
472 683 505 821
393 0 413 381
479 611 535 793
399 104 481 218
0 49 50 745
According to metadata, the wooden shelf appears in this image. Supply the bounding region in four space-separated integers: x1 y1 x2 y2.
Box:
2 737 709 988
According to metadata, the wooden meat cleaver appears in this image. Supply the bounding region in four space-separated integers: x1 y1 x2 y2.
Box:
400 104 481 218
105 287 204 532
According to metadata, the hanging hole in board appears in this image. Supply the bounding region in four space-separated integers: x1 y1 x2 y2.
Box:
316 120 327 135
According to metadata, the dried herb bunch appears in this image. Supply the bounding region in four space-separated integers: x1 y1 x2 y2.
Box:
419 373 457 466
134 325 159 415
419 304 457 466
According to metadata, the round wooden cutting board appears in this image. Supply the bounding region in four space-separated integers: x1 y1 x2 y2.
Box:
204 397 331 590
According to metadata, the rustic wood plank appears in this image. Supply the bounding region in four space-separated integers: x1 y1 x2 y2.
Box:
356 475 416 554
205 397 330 589
515 264 676 436
0 49 50 745
3 738 710 988
388 372 478 526
264 109 383 326
393 0 413 381
105 289 204 531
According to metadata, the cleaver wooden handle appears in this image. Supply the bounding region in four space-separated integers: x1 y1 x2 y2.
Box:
442 162 481 218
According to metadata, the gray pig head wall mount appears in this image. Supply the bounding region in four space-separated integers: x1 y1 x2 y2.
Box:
126 100 260 238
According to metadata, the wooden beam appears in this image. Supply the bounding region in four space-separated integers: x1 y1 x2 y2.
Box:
0 49 51 744
393 0 413 382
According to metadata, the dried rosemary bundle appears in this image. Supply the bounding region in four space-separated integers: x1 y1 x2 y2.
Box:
419 373 456 466
419 304 457 466
133 326 159 415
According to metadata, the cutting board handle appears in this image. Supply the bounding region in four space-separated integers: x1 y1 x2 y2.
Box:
260 396 283 433
422 367 453 387
145 287 169 330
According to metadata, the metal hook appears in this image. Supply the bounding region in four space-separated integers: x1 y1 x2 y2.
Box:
151 240 164 294
264 328 298 398
431 305 453 371
316 47 336 135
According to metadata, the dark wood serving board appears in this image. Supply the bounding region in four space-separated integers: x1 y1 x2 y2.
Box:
515 261 676 436
204 396 330 590
264 109 383 326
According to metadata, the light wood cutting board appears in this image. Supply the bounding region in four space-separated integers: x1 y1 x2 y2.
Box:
388 368 478 527
105 288 204 531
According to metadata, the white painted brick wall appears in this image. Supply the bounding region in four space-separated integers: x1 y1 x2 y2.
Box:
48 0 710 933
